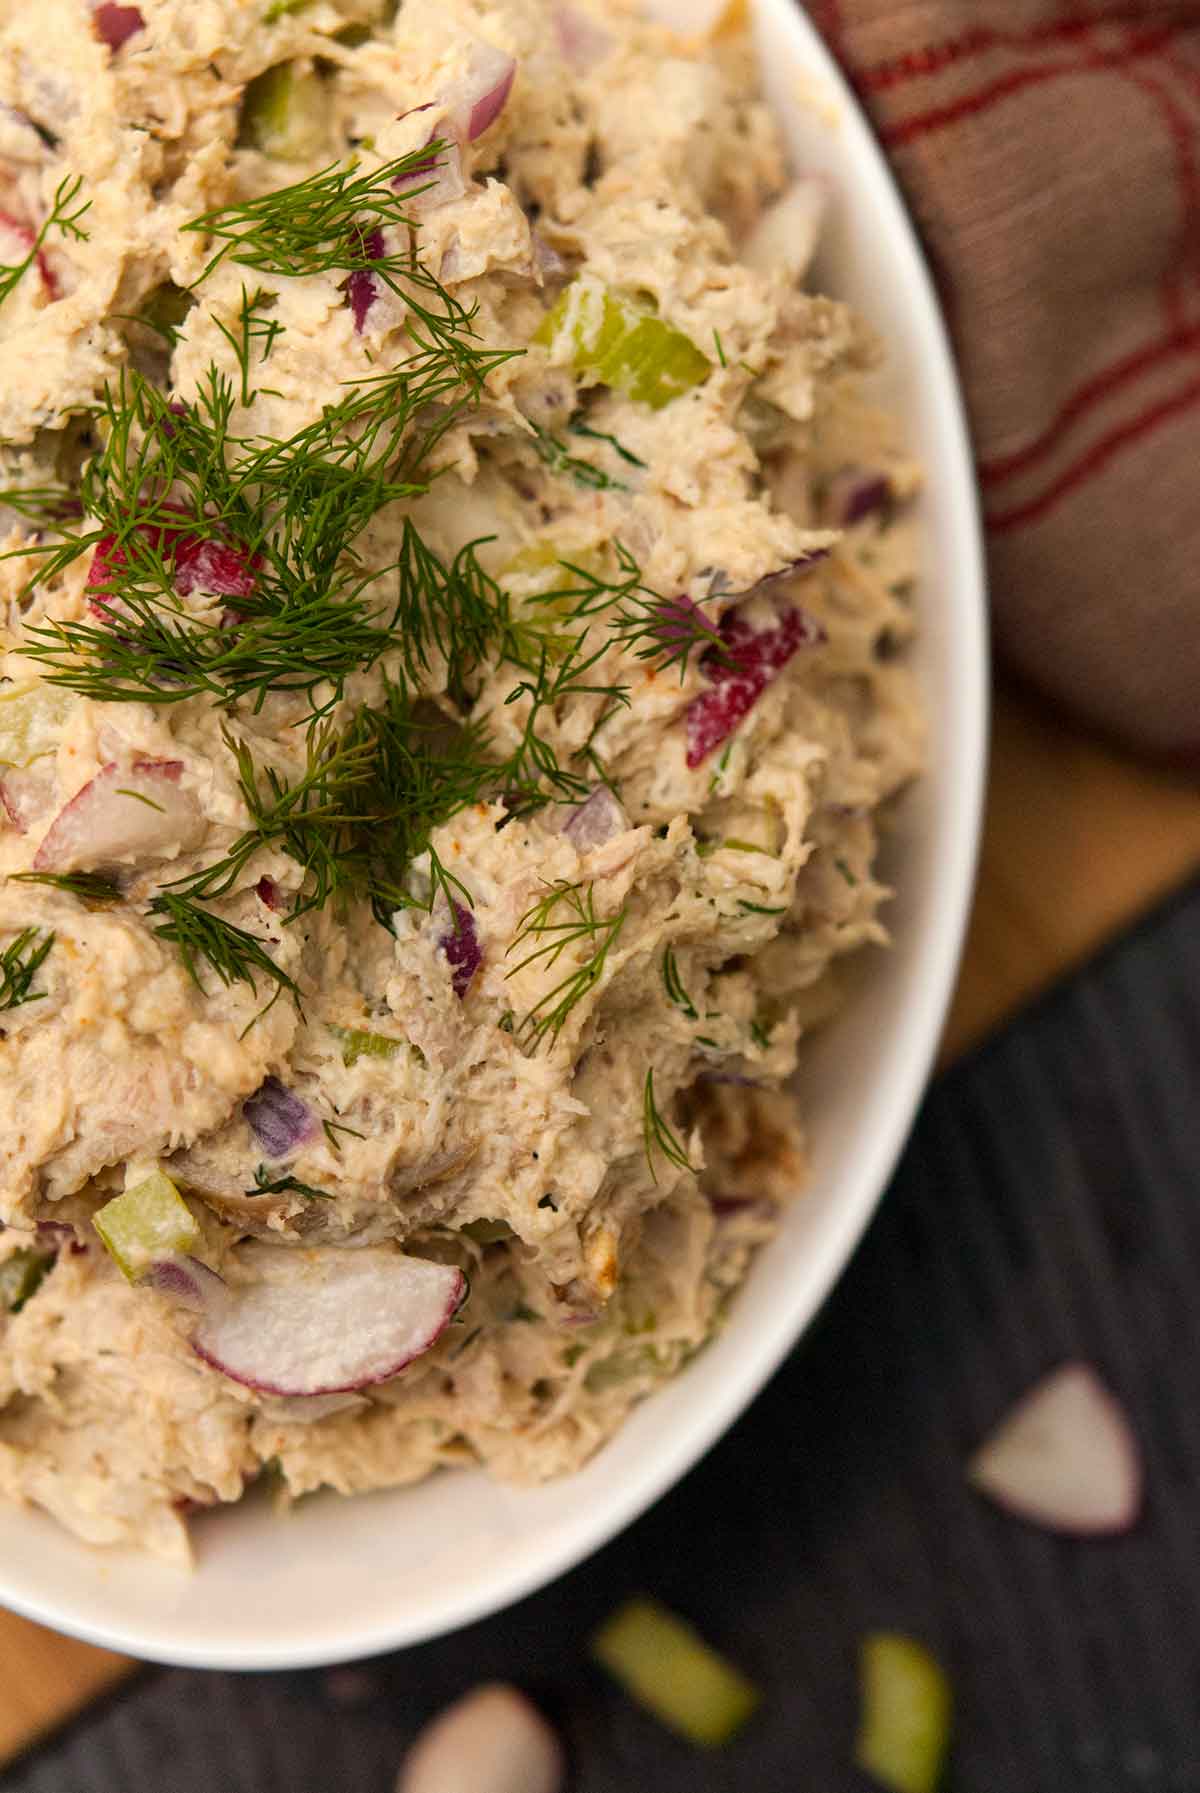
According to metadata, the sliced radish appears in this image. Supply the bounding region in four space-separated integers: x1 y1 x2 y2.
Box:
32 759 205 873
398 1684 566 1793
740 178 828 286
0 766 55 834
685 605 822 768
87 517 260 613
191 1243 467 1396
967 1362 1143 1536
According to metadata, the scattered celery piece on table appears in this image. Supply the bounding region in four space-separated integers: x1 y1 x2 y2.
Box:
534 277 711 409
855 1632 953 1793
591 1595 760 1747
93 1169 200 1282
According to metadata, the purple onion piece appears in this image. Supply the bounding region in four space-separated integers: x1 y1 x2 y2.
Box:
144 1254 225 1307
243 1077 317 1159
562 785 627 852
346 225 384 334
554 5 615 68
93 3 144 51
438 901 482 998
255 875 285 912
824 467 892 527
461 48 517 140
36 1219 85 1255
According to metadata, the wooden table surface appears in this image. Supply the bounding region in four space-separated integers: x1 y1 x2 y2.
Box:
1 680 1199 1766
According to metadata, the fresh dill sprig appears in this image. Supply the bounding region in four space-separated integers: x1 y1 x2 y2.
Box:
148 892 300 1009
185 151 486 387
642 1067 694 1185
737 899 787 915
246 1164 332 1200
0 175 90 308
11 870 122 904
506 880 626 1048
0 928 55 1013
527 421 627 492
661 945 697 1022
211 285 286 408
569 414 646 468
0 485 80 527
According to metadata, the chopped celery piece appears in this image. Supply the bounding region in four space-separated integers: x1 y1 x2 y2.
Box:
534 277 711 409
0 1248 52 1314
239 64 328 161
328 1024 405 1069
93 1169 200 1282
855 1633 952 1793
591 1596 759 1746
0 681 76 769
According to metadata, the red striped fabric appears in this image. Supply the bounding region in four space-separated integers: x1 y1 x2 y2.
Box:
810 0 1200 756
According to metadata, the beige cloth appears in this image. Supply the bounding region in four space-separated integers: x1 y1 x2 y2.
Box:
808 0 1200 758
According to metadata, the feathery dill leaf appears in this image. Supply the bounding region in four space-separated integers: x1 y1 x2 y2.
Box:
11 871 122 905
148 891 300 1009
0 928 55 1012
642 1067 694 1184
506 880 626 1048
0 175 90 308
661 945 698 1021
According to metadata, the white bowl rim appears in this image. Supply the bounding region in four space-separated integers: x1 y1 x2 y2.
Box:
0 0 988 1670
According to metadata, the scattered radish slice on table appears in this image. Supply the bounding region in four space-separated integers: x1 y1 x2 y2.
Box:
190 1244 466 1395
397 1683 565 1793
967 1361 1143 1535
33 760 205 873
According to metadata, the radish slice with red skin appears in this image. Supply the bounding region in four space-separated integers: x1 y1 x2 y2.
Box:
87 517 260 614
32 759 205 873
398 1683 566 1793
0 766 55 834
685 605 822 768
967 1362 1144 1536
191 1244 467 1396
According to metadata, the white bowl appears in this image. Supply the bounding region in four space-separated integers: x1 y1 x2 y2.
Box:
0 0 987 1668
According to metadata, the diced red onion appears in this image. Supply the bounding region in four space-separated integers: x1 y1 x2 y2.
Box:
0 209 58 300
345 225 384 334
685 605 822 768
453 43 517 142
554 5 615 69
36 1219 85 1255
823 467 893 528
438 901 482 998
562 785 627 852
531 232 567 280
243 1078 317 1160
255 875 285 913
393 138 466 212
92 4 145 51
144 1253 224 1308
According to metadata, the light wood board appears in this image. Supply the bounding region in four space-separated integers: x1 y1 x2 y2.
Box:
2 680 1198 1762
